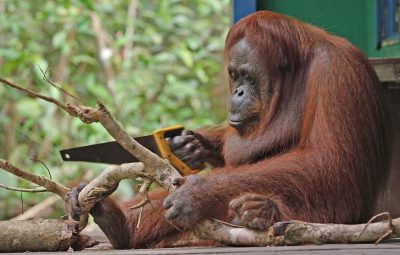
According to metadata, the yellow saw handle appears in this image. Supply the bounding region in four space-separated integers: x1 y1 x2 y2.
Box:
152 125 200 176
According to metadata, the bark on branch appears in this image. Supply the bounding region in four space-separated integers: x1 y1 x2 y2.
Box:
77 162 145 229
195 217 400 246
0 219 98 252
0 160 68 197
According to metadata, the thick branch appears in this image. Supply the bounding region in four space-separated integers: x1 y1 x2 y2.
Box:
195 218 400 246
76 162 146 228
0 219 98 252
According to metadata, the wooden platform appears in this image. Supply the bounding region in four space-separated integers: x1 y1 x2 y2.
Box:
78 243 400 255
2 242 398 255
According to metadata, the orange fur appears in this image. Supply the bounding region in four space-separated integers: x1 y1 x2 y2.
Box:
90 11 389 248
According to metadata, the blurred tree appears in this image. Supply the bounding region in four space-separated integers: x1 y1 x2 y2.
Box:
0 0 230 219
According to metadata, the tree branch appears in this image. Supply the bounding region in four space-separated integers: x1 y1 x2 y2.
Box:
195 217 400 246
0 160 68 197
0 184 47 192
0 219 98 252
0 77 77 115
76 162 146 228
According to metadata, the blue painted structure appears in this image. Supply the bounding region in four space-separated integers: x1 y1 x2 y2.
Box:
232 0 257 23
232 0 400 57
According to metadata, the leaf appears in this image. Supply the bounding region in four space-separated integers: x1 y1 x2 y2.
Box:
52 31 67 49
196 68 209 83
78 0 95 11
178 47 193 67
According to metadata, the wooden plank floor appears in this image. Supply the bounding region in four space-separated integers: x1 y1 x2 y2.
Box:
3 242 398 255
72 225 400 255
2 224 400 254
73 242 400 255
79 243 400 255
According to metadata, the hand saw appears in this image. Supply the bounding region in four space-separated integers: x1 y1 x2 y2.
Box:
59 125 199 176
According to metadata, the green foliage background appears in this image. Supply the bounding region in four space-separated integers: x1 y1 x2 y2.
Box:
0 0 230 219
